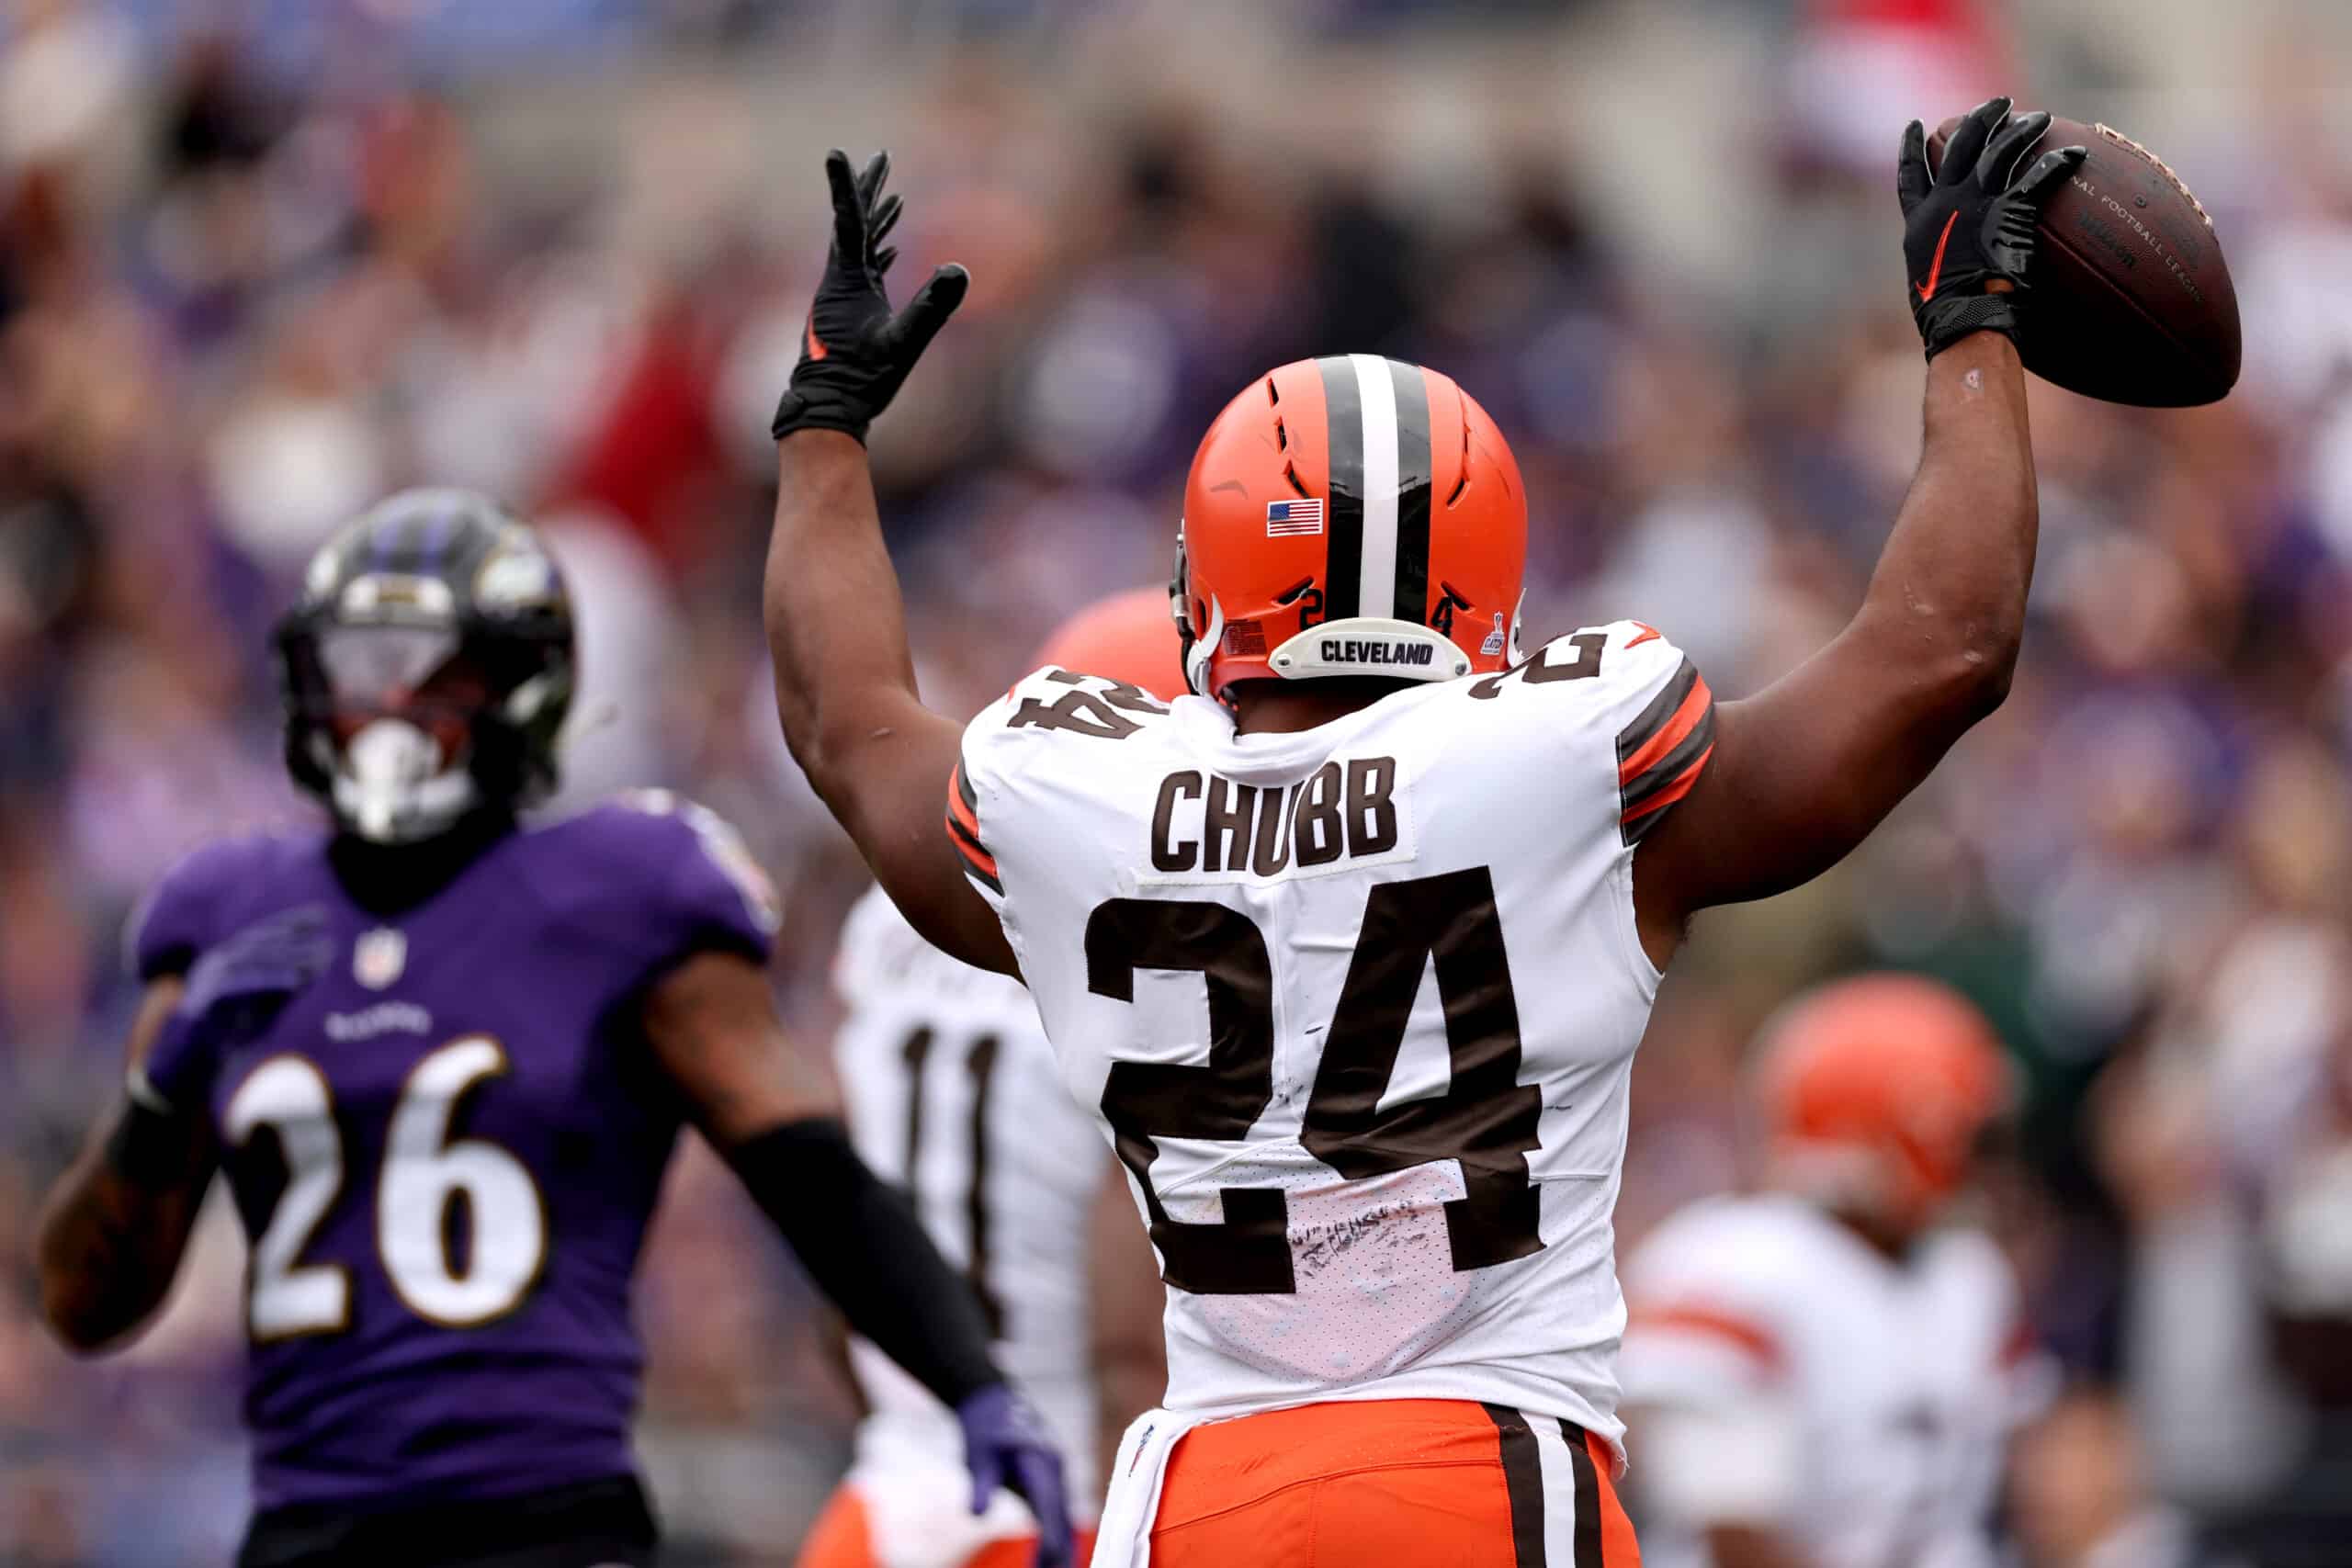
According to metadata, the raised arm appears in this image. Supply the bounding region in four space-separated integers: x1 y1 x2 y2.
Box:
763 151 1010 975
1635 99 2086 949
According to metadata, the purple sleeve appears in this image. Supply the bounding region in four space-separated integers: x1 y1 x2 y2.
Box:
654 802 780 964
127 839 254 981
579 795 781 984
127 838 278 1108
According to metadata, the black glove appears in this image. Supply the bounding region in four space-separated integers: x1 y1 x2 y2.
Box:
771 150 969 444
1896 97 2086 360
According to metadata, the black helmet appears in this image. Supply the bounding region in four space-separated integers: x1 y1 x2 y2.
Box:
276 489 575 843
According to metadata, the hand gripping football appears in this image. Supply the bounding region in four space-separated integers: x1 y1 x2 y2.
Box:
1931 113 2239 406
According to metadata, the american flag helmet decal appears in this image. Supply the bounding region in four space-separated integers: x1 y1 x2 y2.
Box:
1265 499 1326 536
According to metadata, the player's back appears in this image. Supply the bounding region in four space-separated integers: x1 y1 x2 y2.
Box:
130 793 776 1517
1620 1193 2026 1568
829 886 1109 1528
954 620 1714 1450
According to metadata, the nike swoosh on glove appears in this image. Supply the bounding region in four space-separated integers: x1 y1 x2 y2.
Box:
957 1382 1076 1568
771 149 969 444
1896 96 2086 360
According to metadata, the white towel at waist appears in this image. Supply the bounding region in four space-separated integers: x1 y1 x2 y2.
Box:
1088 1406 1211 1568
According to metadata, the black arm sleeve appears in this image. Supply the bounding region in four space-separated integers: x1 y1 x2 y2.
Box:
106 1092 210 1184
722 1116 1001 1407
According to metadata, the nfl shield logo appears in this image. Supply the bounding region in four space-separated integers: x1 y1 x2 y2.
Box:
354 928 407 990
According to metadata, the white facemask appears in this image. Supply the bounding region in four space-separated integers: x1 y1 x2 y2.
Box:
331 717 479 843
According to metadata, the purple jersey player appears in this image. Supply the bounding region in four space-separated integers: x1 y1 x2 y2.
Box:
34 491 1072 1568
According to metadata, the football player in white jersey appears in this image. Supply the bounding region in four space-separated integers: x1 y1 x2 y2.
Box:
798 591 1176 1568
1619 976 2036 1568
758 107 2084 1568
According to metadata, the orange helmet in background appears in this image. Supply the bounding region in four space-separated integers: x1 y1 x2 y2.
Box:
1029 584 1188 704
1171 355 1529 703
1753 974 2013 1234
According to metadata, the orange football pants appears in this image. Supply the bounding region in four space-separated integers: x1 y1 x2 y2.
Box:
1147 1399 1639 1567
795 1483 1096 1568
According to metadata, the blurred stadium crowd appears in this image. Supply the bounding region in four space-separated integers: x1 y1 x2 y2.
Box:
2 0 2351 1563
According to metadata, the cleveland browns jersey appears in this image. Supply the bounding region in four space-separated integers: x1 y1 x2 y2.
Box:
948 620 1715 1455
1619 1194 2034 1568
832 886 1113 1538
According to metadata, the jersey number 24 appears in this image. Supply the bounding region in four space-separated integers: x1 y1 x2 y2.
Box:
1088 866 1544 1295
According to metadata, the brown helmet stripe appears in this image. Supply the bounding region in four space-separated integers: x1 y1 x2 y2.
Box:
1388 358 1432 626
1313 355 1435 626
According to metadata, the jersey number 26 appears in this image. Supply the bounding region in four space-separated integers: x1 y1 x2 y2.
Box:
226 1037 545 1340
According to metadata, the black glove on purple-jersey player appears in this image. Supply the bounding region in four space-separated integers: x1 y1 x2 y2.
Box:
770 150 969 444
1897 96 2086 360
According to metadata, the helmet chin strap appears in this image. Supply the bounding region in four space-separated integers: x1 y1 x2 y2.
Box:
332 718 480 844
1169 524 1206 696
1184 596 1224 699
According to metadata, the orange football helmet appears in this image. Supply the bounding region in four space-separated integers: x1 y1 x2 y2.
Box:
1028 585 1187 704
1171 355 1528 703
1753 975 2013 1233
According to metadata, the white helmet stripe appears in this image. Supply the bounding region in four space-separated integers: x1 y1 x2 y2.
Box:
1349 352 1400 623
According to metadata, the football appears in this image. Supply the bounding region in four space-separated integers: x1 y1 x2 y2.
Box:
1930 113 2240 406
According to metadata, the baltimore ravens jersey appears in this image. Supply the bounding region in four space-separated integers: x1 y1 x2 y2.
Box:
949 621 1715 1456
831 885 1113 1530
130 793 778 1513
1619 1195 2033 1568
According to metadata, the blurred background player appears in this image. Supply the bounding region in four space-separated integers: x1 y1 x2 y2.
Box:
1618 976 2035 1568
760 100 2077 1566
30 491 1070 1568
2005 1387 2199 1568
798 587 1176 1568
